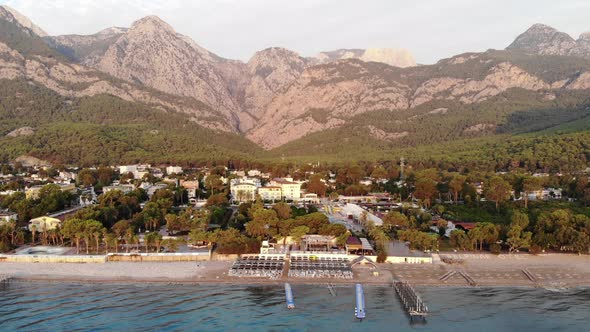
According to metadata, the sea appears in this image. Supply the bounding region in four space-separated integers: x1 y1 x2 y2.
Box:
0 282 589 332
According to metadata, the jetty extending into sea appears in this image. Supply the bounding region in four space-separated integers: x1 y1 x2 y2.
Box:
285 283 295 309
354 283 366 321
393 281 428 320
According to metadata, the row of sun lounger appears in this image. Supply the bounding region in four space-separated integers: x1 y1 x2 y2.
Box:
290 256 349 262
228 256 285 279
288 256 353 279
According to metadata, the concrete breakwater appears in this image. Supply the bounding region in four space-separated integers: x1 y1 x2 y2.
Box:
0 251 222 263
0 254 107 263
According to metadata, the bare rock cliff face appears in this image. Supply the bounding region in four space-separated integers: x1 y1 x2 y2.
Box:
0 39 232 131
411 62 549 107
312 48 416 68
360 48 416 67
94 16 241 130
42 16 419 136
238 47 308 131
247 56 590 149
44 27 127 65
247 60 412 148
571 32 590 58
5 11 590 150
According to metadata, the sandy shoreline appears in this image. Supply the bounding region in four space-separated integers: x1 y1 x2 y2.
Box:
3 253 590 288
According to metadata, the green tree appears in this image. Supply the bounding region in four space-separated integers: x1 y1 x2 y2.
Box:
413 178 437 208
206 193 228 207
142 202 163 231
290 225 310 246
205 175 225 194
273 202 292 220
449 174 466 204
382 211 409 231
485 176 512 210
78 168 97 186
62 218 85 254
471 222 499 251
370 166 388 181
246 209 278 239
450 229 471 250
306 174 327 197
522 176 542 209
145 231 162 253
506 212 532 253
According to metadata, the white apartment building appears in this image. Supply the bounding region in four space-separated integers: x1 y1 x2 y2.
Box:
258 186 282 202
118 164 151 179
231 183 257 203
180 180 200 199
269 178 301 201
0 210 17 225
230 177 262 203
166 166 183 175
103 184 135 194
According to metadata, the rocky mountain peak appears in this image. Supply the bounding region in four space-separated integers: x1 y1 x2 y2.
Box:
129 15 174 34
96 26 128 37
248 47 307 75
507 23 576 56
93 15 241 130
236 47 308 132
0 5 47 37
578 31 590 42
528 23 559 33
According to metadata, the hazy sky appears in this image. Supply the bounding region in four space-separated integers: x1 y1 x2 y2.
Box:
2 0 589 64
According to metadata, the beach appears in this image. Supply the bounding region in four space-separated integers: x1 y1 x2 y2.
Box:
3 253 590 288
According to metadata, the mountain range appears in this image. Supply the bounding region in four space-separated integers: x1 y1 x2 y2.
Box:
1 5 590 165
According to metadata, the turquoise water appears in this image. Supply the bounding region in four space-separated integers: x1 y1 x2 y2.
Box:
0 282 589 331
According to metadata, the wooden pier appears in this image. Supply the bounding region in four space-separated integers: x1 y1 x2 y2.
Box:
522 269 537 283
439 270 456 282
459 271 477 286
327 283 337 297
393 281 428 319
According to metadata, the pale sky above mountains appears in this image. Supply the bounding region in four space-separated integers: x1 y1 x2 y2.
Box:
2 0 589 64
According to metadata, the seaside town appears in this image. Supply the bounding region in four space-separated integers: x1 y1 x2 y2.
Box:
2 0 590 329
1 159 590 295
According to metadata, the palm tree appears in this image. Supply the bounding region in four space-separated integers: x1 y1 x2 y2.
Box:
93 230 102 254
112 233 119 253
62 218 84 254
154 233 163 253
144 234 150 253
83 228 92 254
31 225 37 245
133 235 140 251
124 229 134 253
104 233 117 254
102 229 109 254
8 220 16 246
41 224 48 245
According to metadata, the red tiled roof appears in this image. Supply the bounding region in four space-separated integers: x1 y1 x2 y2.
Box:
346 236 362 245
454 222 477 230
